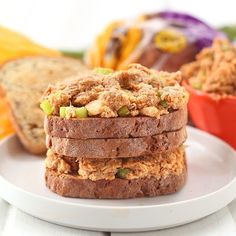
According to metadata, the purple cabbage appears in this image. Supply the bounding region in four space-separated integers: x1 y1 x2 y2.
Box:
152 11 225 50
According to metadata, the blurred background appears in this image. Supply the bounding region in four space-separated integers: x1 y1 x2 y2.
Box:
0 0 236 50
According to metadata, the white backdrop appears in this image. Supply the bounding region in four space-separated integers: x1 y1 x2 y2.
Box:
0 0 235 49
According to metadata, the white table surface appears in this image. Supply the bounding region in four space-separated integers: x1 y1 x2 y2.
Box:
1 197 236 236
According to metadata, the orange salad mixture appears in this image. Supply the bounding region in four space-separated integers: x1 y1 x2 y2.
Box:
181 39 236 97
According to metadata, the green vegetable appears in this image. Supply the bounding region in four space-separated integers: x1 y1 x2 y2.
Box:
219 25 236 41
150 73 158 79
192 82 202 90
59 106 67 118
61 50 86 60
40 100 54 115
118 106 130 117
94 67 113 75
59 106 88 118
160 100 168 108
116 168 130 179
75 107 88 118
54 91 62 99
156 91 161 97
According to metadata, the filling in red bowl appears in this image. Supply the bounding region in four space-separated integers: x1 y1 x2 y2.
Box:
181 38 236 148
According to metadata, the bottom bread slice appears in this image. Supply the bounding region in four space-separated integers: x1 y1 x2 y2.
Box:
45 161 187 199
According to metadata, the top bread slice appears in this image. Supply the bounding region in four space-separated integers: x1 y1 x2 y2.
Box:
45 106 187 139
0 57 88 154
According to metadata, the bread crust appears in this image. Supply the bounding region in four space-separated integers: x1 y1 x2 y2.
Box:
9 107 46 154
45 162 187 199
47 127 187 159
45 107 187 139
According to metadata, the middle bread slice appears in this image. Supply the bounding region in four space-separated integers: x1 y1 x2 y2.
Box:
46 127 187 159
45 107 187 139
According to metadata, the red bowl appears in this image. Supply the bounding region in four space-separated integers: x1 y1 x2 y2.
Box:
182 81 236 149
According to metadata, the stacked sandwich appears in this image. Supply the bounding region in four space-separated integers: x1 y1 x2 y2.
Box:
41 64 189 199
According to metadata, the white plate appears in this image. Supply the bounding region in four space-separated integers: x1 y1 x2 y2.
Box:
0 127 236 232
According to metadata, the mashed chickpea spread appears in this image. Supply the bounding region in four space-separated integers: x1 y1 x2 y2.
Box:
181 39 236 96
45 146 185 181
41 64 189 118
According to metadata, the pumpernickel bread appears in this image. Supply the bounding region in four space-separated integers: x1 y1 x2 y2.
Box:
45 106 187 139
45 163 187 198
46 127 186 159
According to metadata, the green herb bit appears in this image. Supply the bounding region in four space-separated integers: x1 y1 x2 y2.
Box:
118 106 130 117
94 67 113 75
156 91 161 97
160 100 169 108
75 107 88 118
40 100 54 115
116 168 130 179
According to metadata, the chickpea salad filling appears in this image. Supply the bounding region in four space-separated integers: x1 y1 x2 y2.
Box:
40 64 189 118
45 146 185 181
181 38 236 97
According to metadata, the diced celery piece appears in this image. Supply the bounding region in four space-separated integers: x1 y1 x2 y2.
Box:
59 107 67 118
95 67 113 75
40 100 54 115
75 107 88 118
150 73 158 79
54 91 62 99
156 91 161 97
116 168 130 179
192 82 202 90
118 106 130 117
160 100 168 108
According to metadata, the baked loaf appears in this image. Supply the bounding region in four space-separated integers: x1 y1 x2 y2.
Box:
41 64 189 198
0 57 88 154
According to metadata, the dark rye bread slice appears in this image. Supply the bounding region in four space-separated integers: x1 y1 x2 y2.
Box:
46 127 187 159
45 163 187 199
45 106 187 139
